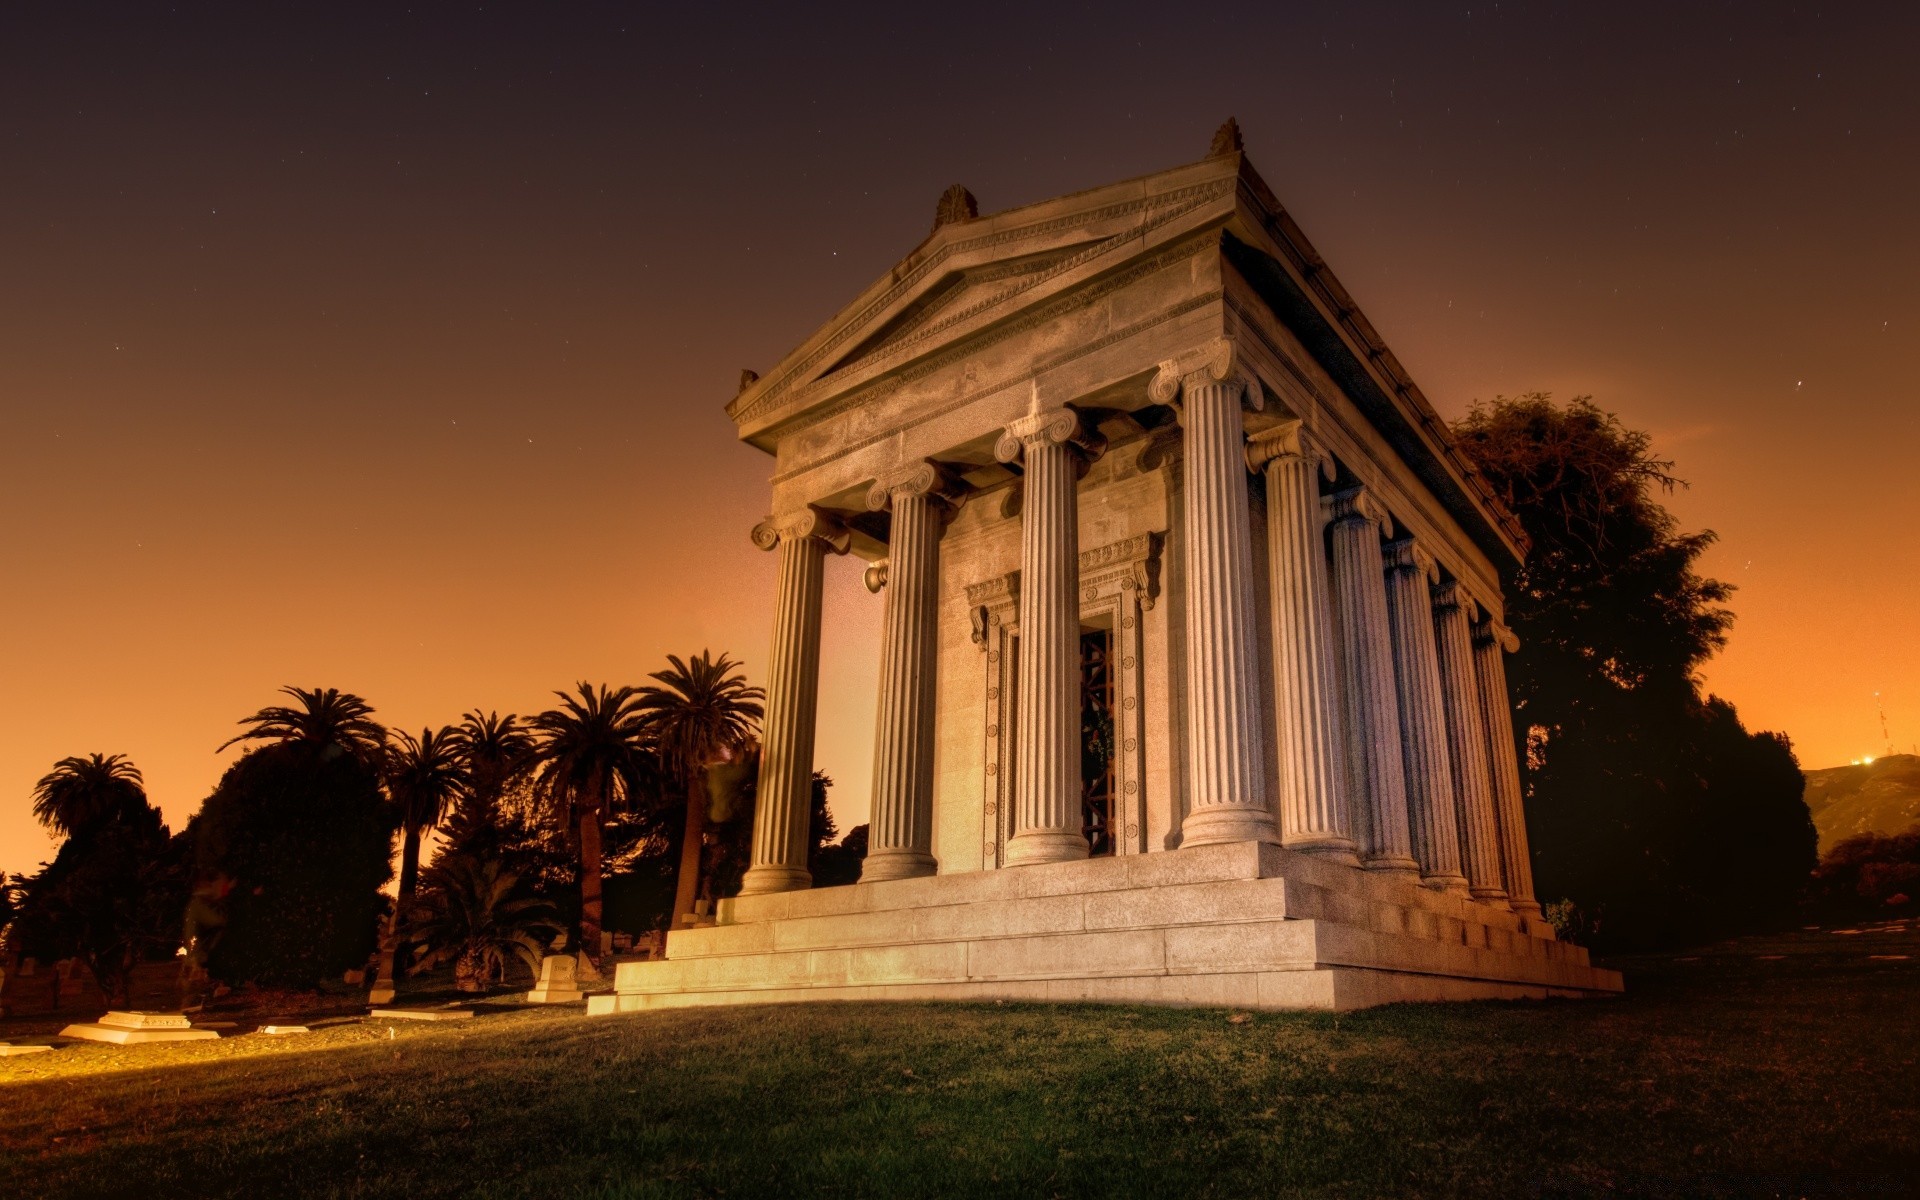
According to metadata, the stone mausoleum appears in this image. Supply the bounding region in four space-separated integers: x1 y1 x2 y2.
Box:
592 122 1622 1013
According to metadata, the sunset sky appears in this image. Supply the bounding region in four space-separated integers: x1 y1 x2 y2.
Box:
3 2 1915 877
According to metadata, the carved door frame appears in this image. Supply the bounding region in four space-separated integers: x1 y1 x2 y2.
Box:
969 532 1162 869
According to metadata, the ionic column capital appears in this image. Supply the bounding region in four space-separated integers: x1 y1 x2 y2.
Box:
865 460 968 513
1148 336 1265 415
994 407 1106 469
863 559 889 593
1383 537 1440 583
1472 614 1521 653
1326 486 1395 538
751 507 851 555
1245 420 1337 480
1429 579 1480 619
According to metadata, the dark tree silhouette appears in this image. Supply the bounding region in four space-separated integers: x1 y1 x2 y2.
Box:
637 652 764 927
30 754 149 838
194 742 395 987
12 754 180 1002
528 683 659 959
384 726 469 910
1453 394 1816 948
220 686 388 766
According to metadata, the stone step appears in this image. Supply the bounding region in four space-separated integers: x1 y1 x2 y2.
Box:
668 866 1589 972
618 917 1619 1000
590 966 1602 1016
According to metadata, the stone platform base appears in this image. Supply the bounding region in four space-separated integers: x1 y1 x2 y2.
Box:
589 841 1621 1015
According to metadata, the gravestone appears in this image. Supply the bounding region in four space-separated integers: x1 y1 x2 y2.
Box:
524 955 583 1004
60 1010 220 1045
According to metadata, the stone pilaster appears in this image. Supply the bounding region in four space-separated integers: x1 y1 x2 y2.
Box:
1327 487 1419 875
1473 615 1541 918
1246 422 1356 862
739 508 849 895
994 408 1105 865
1150 340 1278 847
860 462 961 882
1382 539 1468 893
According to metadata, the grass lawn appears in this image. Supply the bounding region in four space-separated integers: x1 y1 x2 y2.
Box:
3 924 1917 1199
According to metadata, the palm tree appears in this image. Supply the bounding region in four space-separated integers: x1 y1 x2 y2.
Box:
219 686 387 765
528 683 657 959
31 754 149 838
384 726 470 910
406 856 561 993
442 710 534 852
638 652 764 928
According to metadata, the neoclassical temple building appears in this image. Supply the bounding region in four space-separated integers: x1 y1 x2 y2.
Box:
594 122 1621 1012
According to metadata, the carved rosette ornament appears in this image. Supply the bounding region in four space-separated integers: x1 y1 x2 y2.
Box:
861 462 965 882
1152 339 1278 846
740 507 849 896
1383 539 1469 893
1247 421 1355 861
1327 486 1420 875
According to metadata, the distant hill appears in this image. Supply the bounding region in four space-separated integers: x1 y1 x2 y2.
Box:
1802 754 1920 853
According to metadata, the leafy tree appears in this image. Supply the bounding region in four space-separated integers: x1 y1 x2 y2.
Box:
11 755 184 1002
439 710 535 861
637 652 764 927
528 683 660 959
193 742 395 987
1453 394 1816 948
220 686 388 767
812 823 869 888
384 726 469 910
406 855 561 993
1809 826 1920 920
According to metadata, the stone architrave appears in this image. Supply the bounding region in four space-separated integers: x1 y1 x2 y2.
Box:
525 954 585 1004
1150 340 1279 847
1382 539 1469 893
1247 421 1356 862
739 508 850 895
1432 583 1507 904
1326 487 1420 875
994 407 1105 865
862 462 963 882
1474 615 1543 918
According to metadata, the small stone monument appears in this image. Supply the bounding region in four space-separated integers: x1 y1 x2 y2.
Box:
0 1043 53 1056
60 1011 220 1045
524 954 583 1004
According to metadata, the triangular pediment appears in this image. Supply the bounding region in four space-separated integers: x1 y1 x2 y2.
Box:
729 157 1244 439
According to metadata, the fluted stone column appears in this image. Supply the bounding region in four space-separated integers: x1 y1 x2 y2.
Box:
1247 422 1355 862
1382 539 1468 893
861 462 959 882
1473 616 1541 918
1327 487 1419 876
1432 583 1507 904
740 508 848 895
995 408 1104 865
1150 342 1278 846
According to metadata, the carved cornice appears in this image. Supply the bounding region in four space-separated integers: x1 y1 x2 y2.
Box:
1147 336 1264 418
994 406 1107 470
865 460 967 513
1326 486 1394 537
1383 537 1440 584
965 531 1164 649
732 179 1236 429
1244 419 1337 481
750 506 852 555
965 571 1019 610
1472 614 1521 653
